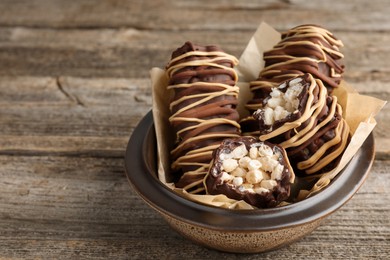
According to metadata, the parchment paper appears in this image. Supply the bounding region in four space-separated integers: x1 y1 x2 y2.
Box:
150 22 387 209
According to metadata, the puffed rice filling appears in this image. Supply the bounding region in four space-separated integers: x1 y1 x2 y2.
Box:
257 77 304 126
218 143 285 194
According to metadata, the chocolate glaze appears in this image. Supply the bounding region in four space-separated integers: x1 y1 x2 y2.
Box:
277 24 344 90
312 124 351 174
204 137 294 208
241 25 345 137
251 74 349 175
166 42 241 191
253 74 317 135
262 51 343 90
288 114 340 159
283 96 331 142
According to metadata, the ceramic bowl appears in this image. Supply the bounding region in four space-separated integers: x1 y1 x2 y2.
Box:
124 111 374 253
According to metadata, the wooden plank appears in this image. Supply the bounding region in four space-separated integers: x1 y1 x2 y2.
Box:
0 0 389 32
0 27 389 79
0 28 246 78
0 76 151 124
0 76 388 157
0 155 388 258
0 76 151 156
0 1 387 258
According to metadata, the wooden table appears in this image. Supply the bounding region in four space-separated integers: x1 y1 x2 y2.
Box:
1 1 389 258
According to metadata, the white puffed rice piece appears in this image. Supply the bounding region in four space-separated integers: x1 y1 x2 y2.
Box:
238 156 251 168
279 82 287 89
247 159 262 171
270 88 282 98
254 187 269 194
284 82 303 111
222 158 238 173
220 172 234 182
232 177 243 186
289 77 303 86
284 101 294 112
246 170 263 184
249 147 258 159
291 99 300 111
274 105 290 121
241 183 254 189
219 152 233 160
261 180 277 190
271 164 284 180
258 156 279 172
261 170 271 180
231 167 246 177
258 144 274 157
231 144 248 159
267 96 285 109
263 107 274 125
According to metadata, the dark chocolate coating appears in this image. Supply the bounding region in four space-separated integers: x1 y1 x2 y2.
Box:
166 42 241 190
241 25 345 137
205 137 293 208
251 74 349 175
287 104 343 175
282 96 331 142
169 42 239 163
253 74 317 135
266 24 345 91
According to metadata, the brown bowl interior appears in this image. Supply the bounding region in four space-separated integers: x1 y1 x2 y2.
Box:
125 111 375 232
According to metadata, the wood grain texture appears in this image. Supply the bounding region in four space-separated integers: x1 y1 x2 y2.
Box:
0 76 151 157
0 76 387 158
0 27 389 79
0 156 388 259
0 0 389 31
0 0 389 258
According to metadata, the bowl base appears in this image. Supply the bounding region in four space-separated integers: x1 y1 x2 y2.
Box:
163 214 322 253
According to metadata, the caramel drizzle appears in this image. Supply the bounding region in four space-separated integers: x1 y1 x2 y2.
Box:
177 165 209 194
167 50 240 193
167 51 239 72
259 74 319 141
243 25 344 137
297 118 342 170
280 79 332 148
245 103 264 111
271 30 341 57
304 120 350 174
171 133 239 156
256 73 349 174
281 25 344 50
250 74 296 93
172 117 241 138
297 116 349 173
250 25 344 93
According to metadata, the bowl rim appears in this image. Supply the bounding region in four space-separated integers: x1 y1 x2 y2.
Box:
125 111 375 231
